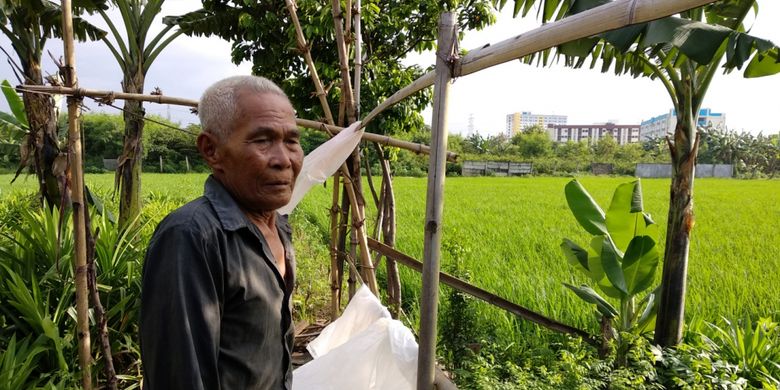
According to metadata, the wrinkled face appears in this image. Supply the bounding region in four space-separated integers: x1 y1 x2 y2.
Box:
208 91 303 213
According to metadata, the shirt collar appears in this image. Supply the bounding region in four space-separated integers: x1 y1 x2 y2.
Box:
204 175 293 234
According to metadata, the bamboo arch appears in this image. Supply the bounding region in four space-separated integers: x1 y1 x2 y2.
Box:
43 0 720 388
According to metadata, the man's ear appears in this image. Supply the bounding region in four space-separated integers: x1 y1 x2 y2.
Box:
197 132 221 170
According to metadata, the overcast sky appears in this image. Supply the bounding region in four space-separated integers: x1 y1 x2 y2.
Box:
1 1 778 137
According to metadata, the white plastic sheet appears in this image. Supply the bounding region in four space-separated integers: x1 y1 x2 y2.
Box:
278 121 364 215
293 285 419 390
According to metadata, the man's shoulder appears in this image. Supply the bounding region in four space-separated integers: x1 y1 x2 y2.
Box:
153 196 221 238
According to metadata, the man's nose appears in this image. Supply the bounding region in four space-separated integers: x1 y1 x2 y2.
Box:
268 141 293 169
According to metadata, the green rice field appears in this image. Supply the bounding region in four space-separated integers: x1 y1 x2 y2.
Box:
2 174 778 339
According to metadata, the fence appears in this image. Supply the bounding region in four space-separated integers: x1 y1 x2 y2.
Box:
635 163 734 178
462 161 533 176
590 163 613 175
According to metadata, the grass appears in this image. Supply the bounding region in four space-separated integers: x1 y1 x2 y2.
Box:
2 173 778 343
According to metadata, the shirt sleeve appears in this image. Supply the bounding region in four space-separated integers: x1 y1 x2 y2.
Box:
140 220 223 390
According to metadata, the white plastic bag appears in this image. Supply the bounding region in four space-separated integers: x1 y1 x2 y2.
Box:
293 285 419 390
278 121 364 215
307 284 390 359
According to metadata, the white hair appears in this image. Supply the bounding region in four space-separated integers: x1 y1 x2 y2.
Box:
198 75 289 141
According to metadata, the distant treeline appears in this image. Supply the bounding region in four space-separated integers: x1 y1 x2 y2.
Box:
3 116 776 178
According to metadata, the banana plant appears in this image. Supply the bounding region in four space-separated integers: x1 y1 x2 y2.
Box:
522 0 780 347
88 0 182 231
0 79 30 180
561 179 660 338
0 0 107 207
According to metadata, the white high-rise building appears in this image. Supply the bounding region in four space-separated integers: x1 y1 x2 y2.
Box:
505 111 567 137
641 108 727 140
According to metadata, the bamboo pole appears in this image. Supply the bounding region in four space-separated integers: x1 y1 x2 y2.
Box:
418 13 456 390
332 0 371 299
60 1 92 388
329 172 342 320
295 118 457 161
345 0 352 40
284 0 378 295
380 155 400 318
15 85 454 160
18 85 197 106
330 0 355 122
360 0 718 127
352 0 362 119
367 238 599 346
284 0 335 123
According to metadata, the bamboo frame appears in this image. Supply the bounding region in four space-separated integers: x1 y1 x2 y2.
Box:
360 0 719 128
42 0 726 386
283 0 379 295
418 12 456 390
15 85 455 160
60 1 92 389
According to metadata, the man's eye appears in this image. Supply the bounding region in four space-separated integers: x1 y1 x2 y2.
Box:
286 138 300 145
253 138 270 144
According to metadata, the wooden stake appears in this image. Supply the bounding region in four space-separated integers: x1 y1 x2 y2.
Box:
418 12 456 390
60 1 92 388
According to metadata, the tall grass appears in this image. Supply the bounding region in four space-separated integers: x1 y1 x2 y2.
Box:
293 175 780 342
2 174 778 344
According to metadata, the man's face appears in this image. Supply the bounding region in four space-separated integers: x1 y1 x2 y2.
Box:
209 91 303 213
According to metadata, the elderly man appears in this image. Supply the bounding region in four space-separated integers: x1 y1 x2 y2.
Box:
140 75 303 389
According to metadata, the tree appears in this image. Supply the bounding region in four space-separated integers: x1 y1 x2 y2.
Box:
591 134 617 161
523 0 780 346
0 0 105 206
167 0 496 133
65 112 124 171
463 132 487 154
511 128 552 158
93 0 182 229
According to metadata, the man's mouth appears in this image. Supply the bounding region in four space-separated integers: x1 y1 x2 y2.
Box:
266 180 291 187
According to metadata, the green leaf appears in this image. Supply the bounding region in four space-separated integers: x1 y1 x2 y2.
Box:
600 236 627 295
672 21 732 65
745 48 780 78
636 288 659 334
588 237 623 299
563 283 618 318
605 180 647 253
601 23 645 52
561 238 590 274
564 179 607 236
1 80 28 127
639 17 691 47
559 37 598 58
86 186 116 224
622 236 659 295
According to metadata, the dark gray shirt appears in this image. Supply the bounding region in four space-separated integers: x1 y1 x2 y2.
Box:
140 175 295 390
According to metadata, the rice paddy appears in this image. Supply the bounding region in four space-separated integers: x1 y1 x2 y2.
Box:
2 174 778 338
